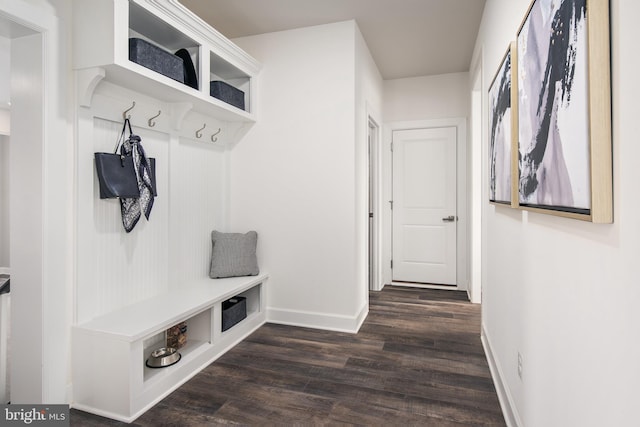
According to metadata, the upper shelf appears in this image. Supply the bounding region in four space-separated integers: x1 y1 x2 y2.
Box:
72 0 261 123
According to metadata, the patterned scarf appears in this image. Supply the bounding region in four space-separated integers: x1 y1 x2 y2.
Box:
119 130 155 232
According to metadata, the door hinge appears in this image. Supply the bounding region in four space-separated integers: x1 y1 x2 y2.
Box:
391 141 394 152
389 200 393 210
391 259 393 269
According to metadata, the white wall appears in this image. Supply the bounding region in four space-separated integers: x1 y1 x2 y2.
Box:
383 72 470 122
0 35 10 109
355 26 384 298
381 73 470 289
0 36 9 269
0 135 8 269
230 21 376 332
475 1 640 426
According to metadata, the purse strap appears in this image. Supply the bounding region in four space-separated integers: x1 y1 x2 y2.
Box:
113 118 134 154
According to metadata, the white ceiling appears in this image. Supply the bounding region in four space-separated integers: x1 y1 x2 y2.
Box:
180 0 486 80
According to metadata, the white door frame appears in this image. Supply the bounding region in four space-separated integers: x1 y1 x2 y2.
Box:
368 115 383 291
469 53 484 304
1 1 71 403
382 118 467 291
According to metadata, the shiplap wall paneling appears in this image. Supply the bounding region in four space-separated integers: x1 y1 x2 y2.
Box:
89 118 170 318
168 134 228 287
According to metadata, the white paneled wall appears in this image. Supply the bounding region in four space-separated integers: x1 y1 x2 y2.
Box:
76 86 229 323
169 137 227 286
90 118 170 316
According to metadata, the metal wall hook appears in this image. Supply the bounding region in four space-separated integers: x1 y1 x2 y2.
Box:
195 123 206 138
123 101 136 120
148 110 161 127
211 128 221 142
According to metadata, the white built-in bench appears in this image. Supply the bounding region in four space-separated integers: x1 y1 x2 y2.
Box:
72 273 268 423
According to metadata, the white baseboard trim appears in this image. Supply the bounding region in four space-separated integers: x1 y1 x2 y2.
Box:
390 281 461 292
481 323 523 427
267 303 369 334
353 302 369 332
0 268 9 275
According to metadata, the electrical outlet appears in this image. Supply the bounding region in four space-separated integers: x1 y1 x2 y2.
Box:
517 352 523 379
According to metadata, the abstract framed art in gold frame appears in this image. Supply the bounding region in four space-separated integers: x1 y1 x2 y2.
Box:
515 0 612 222
488 42 518 207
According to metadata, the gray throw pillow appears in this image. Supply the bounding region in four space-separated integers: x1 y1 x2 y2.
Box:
209 230 259 278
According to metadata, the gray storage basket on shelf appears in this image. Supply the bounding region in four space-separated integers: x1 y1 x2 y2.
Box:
210 81 245 110
129 38 184 83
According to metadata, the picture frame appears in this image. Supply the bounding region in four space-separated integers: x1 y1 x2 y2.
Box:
488 42 518 206
515 0 612 222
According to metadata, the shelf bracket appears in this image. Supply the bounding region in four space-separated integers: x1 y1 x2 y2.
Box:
169 102 193 130
76 67 106 108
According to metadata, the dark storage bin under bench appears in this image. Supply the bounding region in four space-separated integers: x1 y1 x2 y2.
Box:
222 296 247 331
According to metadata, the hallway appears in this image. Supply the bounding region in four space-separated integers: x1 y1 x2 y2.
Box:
72 286 504 426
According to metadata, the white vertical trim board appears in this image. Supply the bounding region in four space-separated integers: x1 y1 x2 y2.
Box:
10 28 45 405
367 102 384 292
468 49 484 304
0 293 9 403
0 109 9 135
3 0 74 404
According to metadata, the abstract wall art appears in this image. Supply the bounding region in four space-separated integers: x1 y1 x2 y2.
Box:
489 43 517 206
516 0 612 222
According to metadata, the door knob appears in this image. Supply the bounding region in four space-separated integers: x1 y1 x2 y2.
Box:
442 215 456 222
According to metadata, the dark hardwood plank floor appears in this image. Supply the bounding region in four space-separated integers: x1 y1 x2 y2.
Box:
71 286 505 426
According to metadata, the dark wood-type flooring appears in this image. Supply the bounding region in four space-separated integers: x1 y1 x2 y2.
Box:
71 286 505 426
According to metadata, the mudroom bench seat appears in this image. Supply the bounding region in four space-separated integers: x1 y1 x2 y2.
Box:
72 273 268 423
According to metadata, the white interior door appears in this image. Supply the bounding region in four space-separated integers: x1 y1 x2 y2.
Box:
392 127 457 285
